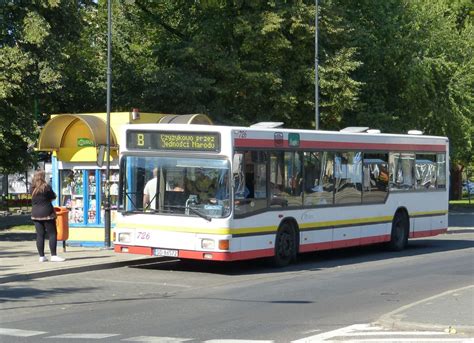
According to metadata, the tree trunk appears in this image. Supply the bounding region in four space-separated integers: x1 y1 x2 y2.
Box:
449 164 464 200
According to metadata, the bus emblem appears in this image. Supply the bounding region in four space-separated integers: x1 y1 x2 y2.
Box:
274 132 283 147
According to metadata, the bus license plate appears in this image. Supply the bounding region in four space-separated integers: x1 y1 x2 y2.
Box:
153 248 178 257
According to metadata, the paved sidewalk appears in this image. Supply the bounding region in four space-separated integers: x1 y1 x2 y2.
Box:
0 231 165 285
377 285 474 335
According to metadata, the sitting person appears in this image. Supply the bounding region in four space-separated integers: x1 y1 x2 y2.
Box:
185 168 215 202
167 179 184 192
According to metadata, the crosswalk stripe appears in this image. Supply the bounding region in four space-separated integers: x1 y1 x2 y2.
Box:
47 333 120 339
0 328 47 337
122 337 193 342
204 340 274 343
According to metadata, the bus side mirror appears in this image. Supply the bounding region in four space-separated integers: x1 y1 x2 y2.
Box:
97 145 106 168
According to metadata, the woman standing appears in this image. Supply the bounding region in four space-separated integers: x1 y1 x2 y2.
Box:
31 170 65 262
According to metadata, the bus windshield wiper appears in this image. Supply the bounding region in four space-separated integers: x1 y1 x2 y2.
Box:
185 206 212 222
144 194 157 211
125 191 139 211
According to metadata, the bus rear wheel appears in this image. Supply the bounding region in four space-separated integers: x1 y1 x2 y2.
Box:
388 212 409 251
272 222 296 267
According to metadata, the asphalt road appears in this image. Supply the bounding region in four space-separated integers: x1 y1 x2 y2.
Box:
1 232 473 342
449 210 474 228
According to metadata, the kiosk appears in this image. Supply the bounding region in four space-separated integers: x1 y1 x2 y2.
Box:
37 112 212 246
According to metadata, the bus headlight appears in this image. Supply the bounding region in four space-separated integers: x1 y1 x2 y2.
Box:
201 239 215 250
118 232 131 243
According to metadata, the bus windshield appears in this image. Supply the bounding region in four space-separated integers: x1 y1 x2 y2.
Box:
119 156 231 219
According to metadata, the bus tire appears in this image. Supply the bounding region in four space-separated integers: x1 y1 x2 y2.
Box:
388 212 409 251
272 221 296 267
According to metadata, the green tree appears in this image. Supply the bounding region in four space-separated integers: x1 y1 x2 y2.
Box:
110 0 362 129
342 0 473 198
0 0 97 174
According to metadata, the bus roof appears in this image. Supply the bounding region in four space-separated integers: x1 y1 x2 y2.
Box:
121 123 449 142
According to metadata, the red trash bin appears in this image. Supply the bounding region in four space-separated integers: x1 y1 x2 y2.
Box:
54 207 69 241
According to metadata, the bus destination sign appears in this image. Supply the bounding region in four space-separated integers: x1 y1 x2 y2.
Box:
127 131 220 152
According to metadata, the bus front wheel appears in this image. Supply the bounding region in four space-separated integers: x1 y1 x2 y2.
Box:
273 221 296 267
388 212 409 251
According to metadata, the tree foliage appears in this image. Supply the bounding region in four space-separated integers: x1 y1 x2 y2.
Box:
342 0 473 165
108 0 361 129
0 0 472 176
0 0 97 173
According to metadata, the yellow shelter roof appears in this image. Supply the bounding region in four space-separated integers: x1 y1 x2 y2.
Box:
37 112 212 162
37 114 116 151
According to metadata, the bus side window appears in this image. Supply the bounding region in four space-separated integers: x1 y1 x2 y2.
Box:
281 151 303 206
436 153 446 189
362 153 388 203
415 154 437 189
390 153 415 190
334 152 362 204
233 151 268 215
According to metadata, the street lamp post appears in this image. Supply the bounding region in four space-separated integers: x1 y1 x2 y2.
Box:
315 0 319 130
104 0 112 248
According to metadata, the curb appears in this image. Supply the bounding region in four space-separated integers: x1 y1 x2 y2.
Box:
377 317 474 335
446 229 474 234
376 285 474 335
0 256 167 285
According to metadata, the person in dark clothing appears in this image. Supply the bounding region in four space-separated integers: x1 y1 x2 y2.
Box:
31 170 65 262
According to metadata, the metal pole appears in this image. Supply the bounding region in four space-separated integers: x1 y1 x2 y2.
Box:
104 0 112 248
314 0 319 130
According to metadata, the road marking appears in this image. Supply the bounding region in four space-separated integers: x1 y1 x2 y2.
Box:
292 324 373 342
292 323 472 342
0 328 46 337
122 337 193 342
204 341 274 343
47 333 120 339
301 329 322 335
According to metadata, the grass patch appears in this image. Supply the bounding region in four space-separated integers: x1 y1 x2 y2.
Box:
449 198 474 210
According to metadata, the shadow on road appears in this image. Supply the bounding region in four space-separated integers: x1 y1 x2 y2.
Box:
132 234 473 276
0 232 36 242
448 211 474 228
0 214 33 230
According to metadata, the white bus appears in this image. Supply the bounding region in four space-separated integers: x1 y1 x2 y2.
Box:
113 124 448 266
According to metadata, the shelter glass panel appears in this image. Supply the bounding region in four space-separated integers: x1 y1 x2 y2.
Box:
101 170 119 223
60 170 84 224
86 170 98 224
